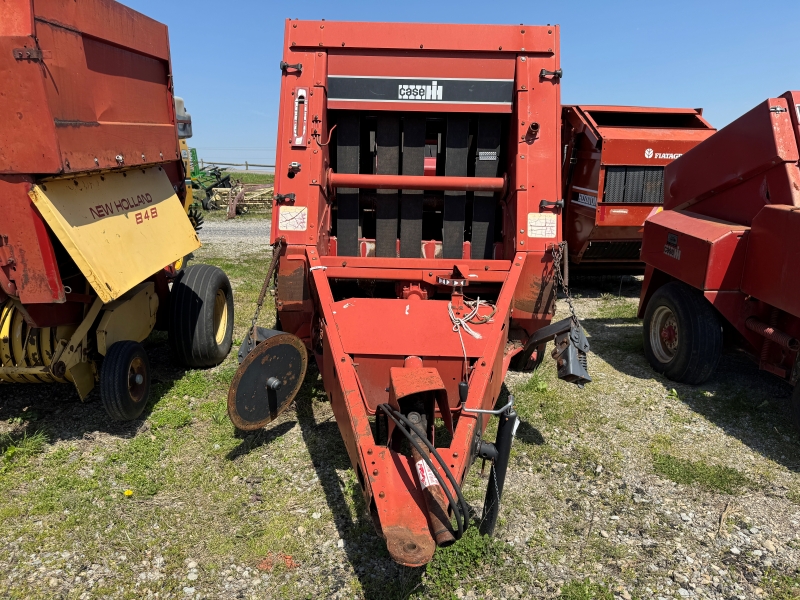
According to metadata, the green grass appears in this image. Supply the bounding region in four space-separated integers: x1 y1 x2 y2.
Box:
228 171 274 185
1 429 47 470
595 298 638 320
560 578 614 600
761 569 800 600
652 452 754 494
420 527 526 598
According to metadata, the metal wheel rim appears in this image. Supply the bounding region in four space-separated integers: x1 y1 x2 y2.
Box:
213 288 228 345
651 305 679 364
128 356 146 403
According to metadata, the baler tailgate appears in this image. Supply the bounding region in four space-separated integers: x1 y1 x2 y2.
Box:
29 167 200 303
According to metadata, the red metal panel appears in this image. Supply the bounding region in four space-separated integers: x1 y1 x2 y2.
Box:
664 97 799 214
329 51 516 80
741 205 800 317
33 0 171 60
0 36 62 174
33 18 177 173
286 20 556 53
781 91 800 141
331 298 493 358
640 210 749 291
598 130 715 166
0 0 178 175
0 177 64 303
0 0 34 35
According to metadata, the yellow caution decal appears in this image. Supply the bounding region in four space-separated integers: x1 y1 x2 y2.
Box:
30 167 201 303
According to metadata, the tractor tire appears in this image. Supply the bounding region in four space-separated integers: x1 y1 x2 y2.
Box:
100 341 151 421
642 281 722 384
201 192 217 211
791 383 800 433
169 264 234 368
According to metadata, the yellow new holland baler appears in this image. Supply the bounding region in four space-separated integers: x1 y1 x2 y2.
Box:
0 0 234 419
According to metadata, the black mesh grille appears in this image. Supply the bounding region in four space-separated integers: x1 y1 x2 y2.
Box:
603 166 664 204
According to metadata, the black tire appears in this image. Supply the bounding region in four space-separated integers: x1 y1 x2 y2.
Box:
100 341 150 421
169 264 234 368
791 384 800 433
642 281 722 384
201 192 217 211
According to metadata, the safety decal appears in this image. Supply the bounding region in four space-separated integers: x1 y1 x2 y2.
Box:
415 459 439 489
278 206 308 231
527 213 558 238
663 232 681 260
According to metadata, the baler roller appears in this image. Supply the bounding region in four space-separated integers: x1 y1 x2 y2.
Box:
0 300 70 384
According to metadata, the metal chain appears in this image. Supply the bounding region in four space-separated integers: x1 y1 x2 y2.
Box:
249 238 284 336
551 241 580 327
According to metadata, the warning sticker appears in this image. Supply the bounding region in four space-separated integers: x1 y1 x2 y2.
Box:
527 213 557 238
415 459 439 489
279 206 308 231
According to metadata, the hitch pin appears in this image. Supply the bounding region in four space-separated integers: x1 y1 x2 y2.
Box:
461 396 514 416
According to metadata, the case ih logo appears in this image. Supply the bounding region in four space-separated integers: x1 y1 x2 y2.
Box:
398 81 443 101
645 148 683 160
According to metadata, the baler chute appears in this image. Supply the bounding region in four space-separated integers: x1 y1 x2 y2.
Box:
0 0 234 419
228 20 591 566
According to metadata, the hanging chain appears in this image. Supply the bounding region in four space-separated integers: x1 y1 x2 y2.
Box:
551 241 579 327
249 238 285 337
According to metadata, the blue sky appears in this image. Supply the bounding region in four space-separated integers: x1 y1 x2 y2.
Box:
123 0 800 168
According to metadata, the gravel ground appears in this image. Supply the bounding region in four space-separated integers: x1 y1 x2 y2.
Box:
196 216 272 253
0 225 798 599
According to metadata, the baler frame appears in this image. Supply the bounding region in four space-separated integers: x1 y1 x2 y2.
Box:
228 20 591 566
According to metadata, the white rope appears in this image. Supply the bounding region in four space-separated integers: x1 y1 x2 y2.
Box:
448 297 494 373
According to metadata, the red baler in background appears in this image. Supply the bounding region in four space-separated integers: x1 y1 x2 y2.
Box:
638 92 800 428
227 20 592 566
561 105 715 270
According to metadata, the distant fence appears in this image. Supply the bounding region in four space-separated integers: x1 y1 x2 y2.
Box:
199 160 275 172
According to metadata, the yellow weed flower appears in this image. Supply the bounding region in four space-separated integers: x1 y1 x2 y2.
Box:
124 489 133 497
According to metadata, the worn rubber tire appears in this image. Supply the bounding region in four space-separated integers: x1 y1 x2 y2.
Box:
100 341 150 421
169 264 234 368
791 384 800 433
642 281 722 384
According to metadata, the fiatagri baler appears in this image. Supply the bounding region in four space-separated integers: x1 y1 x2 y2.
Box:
638 91 800 429
561 105 715 270
228 20 591 566
0 0 234 420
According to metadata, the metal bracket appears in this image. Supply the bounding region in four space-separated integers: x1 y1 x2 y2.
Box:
275 193 296 204
13 47 42 61
462 396 514 417
770 106 788 113
540 199 565 211
279 61 303 74
539 68 563 80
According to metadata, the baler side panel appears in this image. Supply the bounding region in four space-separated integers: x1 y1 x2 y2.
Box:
0 36 62 174
741 205 800 317
0 177 64 304
32 16 177 174
640 210 749 292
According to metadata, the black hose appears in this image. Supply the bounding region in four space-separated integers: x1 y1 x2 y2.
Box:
378 404 472 539
378 405 464 538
